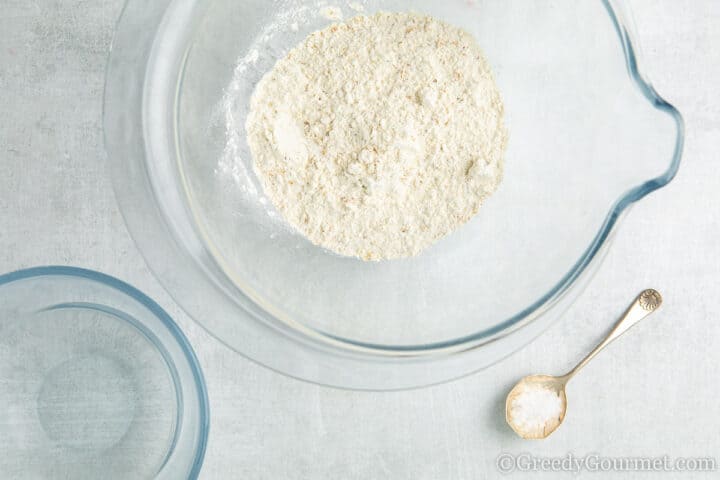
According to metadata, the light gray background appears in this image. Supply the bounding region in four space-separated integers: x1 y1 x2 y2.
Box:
1 1 718 478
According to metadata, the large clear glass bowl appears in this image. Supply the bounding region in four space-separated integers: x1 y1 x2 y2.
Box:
104 0 683 390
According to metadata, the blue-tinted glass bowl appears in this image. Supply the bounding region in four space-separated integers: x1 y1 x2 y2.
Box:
0 267 209 479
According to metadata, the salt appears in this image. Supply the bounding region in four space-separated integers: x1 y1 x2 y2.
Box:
508 385 564 437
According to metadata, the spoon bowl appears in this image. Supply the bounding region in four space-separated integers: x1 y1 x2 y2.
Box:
505 375 568 439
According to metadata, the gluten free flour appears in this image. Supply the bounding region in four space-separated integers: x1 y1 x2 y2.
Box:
245 12 507 260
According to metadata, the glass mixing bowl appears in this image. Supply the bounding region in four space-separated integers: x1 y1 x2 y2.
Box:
0 267 209 479
104 0 683 390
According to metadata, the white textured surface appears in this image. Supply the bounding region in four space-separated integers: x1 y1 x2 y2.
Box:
1 1 719 478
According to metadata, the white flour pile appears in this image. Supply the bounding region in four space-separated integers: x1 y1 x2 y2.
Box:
245 12 507 260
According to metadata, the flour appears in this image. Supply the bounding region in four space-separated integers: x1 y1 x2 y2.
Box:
319 6 343 20
245 12 507 260
219 0 351 190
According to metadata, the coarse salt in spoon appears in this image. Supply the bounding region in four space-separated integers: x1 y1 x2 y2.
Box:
506 289 663 439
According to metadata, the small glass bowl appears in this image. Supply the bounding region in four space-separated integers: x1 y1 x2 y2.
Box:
104 0 684 390
0 267 209 479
